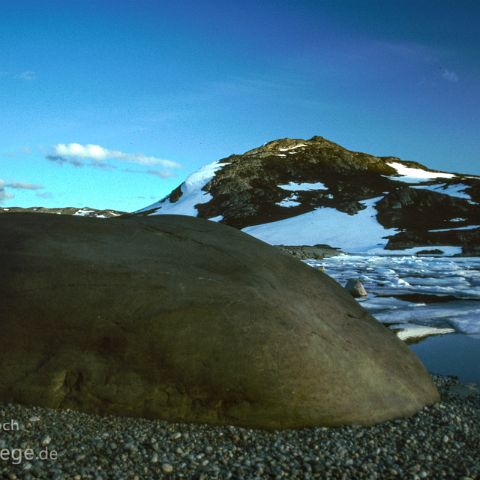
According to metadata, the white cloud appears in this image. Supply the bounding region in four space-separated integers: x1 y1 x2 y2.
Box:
47 143 181 170
146 169 175 178
442 69 459 82
0 180 15 203
6 181 43 190
36 192 54 199
0 179 45 203
1 146 32 158
123 168 175 178
16 71 36 81
0 71 36 81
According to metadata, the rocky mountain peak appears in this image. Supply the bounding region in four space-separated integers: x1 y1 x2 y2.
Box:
137 135 480 255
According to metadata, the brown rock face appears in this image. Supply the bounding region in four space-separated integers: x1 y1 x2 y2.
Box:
0 213 439 429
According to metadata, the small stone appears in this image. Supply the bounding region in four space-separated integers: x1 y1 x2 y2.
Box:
151 453 159 463
41 435 51 446
345 278 368 298
162 463 174 474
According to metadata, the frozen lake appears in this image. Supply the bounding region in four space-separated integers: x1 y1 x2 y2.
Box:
306 255 480 382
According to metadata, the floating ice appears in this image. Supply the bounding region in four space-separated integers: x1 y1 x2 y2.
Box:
395 324 455 342
306 255 480 340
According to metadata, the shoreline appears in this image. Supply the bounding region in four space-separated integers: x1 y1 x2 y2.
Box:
0 374 478 479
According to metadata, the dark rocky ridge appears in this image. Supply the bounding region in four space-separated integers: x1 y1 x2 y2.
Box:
139 136 480 254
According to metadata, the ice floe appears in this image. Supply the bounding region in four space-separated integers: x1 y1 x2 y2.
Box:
395 324 455 342
305 254 480 340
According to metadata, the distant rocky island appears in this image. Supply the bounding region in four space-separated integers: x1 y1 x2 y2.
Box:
0 206 124 218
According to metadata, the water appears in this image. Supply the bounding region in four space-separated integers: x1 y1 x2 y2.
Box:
306 255 480 381
411 334 480 384
306 255 480 336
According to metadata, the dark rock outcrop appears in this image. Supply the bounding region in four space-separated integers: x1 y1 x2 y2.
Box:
277 244 343 260
0 213 439 429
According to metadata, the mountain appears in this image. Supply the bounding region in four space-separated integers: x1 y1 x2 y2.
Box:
0 206 124 218
137 136 480 255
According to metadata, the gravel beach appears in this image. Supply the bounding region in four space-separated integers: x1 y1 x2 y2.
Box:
0 375 478 480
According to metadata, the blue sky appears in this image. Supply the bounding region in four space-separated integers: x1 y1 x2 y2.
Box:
1 0 479 212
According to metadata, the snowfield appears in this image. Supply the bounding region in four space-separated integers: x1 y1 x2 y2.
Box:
243 197 397 253
306 255 480 341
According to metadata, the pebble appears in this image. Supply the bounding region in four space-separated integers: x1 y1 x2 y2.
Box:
0 375 477 480
162 463 174 474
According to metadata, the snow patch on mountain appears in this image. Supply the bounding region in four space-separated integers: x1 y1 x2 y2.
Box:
138 160 229 216
279 181 328 191
412 183 473 201
429 225 480 233
243 197 396 253
208 215 224 222
278 144 307 151
387 161 455 183
74 209 95 217
276 194 301 208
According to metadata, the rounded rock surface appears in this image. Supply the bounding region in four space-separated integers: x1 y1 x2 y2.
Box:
0 213 439 429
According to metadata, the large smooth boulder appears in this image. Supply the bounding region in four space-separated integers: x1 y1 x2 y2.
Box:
0 213 439 429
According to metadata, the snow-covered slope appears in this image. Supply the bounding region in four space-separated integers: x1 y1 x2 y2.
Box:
136 160 228 220
243 197 397 254
137 136 480 255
